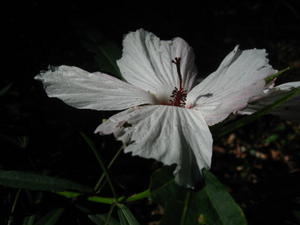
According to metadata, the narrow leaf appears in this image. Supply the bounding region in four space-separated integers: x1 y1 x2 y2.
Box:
149 167 248 225
0 134 28 148
81 31 122 79
117 204 140 225
96 42 122 78
150 167 193 225
0 82 13 96
88 214 120 225
0 170 92 192
34 208 64 225
200 170 247 225
22 215 36 225
80 132 116 197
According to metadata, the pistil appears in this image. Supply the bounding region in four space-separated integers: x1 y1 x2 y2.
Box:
172 57 183 89
169 57 187 107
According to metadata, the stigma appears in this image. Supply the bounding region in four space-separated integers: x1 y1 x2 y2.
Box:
169 57 187 107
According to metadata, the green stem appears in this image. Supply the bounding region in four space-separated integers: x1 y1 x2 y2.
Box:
80 132 117 198
56 189 151 205
264 67 290 83
180 190 192 225
126 189 151 202
104 203 116 225
94 145 124 193
8 189 21 225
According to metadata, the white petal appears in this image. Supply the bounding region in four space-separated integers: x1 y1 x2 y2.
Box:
186 46 277 125
117 29 197 101
242 81 300 121
35 65 156 111
95 105 212 187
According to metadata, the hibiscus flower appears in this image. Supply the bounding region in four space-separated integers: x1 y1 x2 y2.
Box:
35 29 276 187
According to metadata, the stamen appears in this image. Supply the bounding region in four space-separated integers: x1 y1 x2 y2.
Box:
170 88 187 107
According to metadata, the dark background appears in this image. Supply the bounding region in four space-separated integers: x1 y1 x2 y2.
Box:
2 1 300 224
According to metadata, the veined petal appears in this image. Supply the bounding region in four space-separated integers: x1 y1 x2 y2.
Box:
186 46 277 125
117 29 197 101
241 81 300 121
95 105 212 187
35 65 156 111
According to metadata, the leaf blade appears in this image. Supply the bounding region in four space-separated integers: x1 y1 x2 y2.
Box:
22 215 36 225
34 208 64 225
88 214 120 225
117 204 140 225
0 170 92 192
200 170 248 225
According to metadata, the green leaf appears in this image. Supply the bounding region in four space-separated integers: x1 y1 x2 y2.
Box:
149 167 248 225
150 167 194 225
264 134 279 144
0 170 93 192
22 215 36 225
0 134 29 148
0 82 13 96
88 214 120 225
34 208 64 225
82 31 122 79
117 204 140 225
200 170 247 225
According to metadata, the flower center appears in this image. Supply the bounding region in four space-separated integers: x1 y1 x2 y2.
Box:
169 57 187 107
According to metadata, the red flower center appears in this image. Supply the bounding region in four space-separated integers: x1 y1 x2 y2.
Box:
169 87 187 107
169 57 187 107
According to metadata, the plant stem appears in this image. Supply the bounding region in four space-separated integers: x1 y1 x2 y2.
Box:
104 203 116 225
7 189 21 225
94 145 124 193
80 132 117 198
56 189 151 205
180 190 191 225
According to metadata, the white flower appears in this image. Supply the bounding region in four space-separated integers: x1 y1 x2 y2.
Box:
240 81 300 122
35 29 276 187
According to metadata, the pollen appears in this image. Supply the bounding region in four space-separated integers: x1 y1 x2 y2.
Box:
170 87 187 107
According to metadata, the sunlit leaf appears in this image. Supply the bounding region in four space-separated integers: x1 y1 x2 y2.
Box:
34 208 64 225
0 170 93 192
117 204 140 225
88 214 120 225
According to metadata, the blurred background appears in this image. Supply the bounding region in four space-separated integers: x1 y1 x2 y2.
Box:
2 1 300 224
